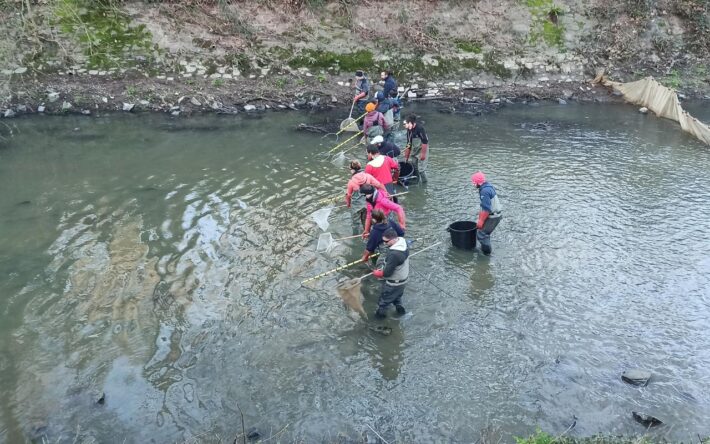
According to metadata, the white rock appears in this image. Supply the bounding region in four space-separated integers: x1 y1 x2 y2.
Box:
167 77 174 81
337 81 344 86
89 70 99 75
48 92 60 103
3 109 15 118
62 101 72 110
1 69 12 75
211 101 221 110
185 65 197 73
139 100 150 106
179 60 188 66
463 80 473 86
190 97 201 106
410 84 419 90
178 96 186 104
98 71 107 76
222 74 232 79
182 73 192 78
331 95 338 103
639 107 648 114
260 68 269 76
156 75 166 80
249 74 256 79
244 104 257 111
232 69 240 77
305 72 313 77
539 77 550 82
14 67 28 74
197 70 206 76
217 67 226 74
16 104 27 112
102 97 108 103
81 109 91 115
209 73 221 79
37 105 45 113
122 103 135 112
490 98 501 104
397 86 405 92
407 91 417 98
427 82 438 88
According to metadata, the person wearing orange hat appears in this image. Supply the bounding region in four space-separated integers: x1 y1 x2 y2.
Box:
362 101 388 143
471 171 502 255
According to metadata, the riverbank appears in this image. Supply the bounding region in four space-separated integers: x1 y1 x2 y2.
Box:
1 0 709 120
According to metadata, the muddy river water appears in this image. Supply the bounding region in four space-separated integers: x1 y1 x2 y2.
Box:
1 102 709 443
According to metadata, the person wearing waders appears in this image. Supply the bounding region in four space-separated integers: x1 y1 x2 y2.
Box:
365 144 400 199
352 70 370 124
403 114 429 183
359 184 406 239
372 227 409 319
345 160 388 229
362 209 405 264
472 171 503 255
362 102 387 143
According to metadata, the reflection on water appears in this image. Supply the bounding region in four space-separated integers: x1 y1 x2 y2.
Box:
1 104 710 442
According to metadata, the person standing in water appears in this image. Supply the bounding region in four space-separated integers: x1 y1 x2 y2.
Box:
403 114 429 183
372 227 410 318
365 144 400 197
359 184 406 238
471 171 502 255
362 209 405 263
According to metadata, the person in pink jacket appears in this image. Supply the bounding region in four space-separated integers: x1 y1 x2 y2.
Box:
344 160 387 208
359 184 406 238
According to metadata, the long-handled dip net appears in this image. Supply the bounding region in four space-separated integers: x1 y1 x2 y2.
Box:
335 277 368 319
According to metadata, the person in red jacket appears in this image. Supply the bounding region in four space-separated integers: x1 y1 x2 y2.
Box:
359 184 406 239
365 144 400 197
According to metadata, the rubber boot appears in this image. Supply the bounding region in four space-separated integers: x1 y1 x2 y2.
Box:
395 305 406 315
375 309 387 320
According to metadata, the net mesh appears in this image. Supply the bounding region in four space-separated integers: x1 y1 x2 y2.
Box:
335 278 367 319
340 118 359 132
316 232 335 253
311 207 331 231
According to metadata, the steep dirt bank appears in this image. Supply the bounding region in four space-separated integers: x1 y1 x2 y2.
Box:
0 0 708 119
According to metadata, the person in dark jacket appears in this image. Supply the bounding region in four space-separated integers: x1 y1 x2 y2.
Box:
403 114 430 183
370 135 401 158
372 227 409 318
352 70 370 116
471 171 503 256
381 70 398 99
362 209 405 262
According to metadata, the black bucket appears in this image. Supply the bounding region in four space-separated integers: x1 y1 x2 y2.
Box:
398 161 416 185
447 221 477 250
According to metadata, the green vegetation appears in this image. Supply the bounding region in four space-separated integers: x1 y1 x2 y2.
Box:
661 69 682 89
55 0 154 68
525 0 566 48
286 49 375 72
212 78 224 87
454 39 483 53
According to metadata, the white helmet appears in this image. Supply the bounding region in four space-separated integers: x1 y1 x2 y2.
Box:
371 135 384 144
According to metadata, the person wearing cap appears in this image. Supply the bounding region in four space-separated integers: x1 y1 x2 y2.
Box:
371 134 401 158
403 113 430 183
372 227 409 319
359 184 406 239
352 70 370 117
362 209 405 263
365 144 400 197
381 70 398 99
362 102 388 142
471 171 503 256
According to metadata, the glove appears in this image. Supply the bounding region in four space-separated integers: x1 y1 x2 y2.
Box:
419 144 428 161
392 168 400 182
476 210 489 230
373 269 384 278
362 251 371 262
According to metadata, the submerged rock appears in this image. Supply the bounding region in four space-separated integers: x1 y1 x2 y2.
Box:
244 104 257 112
632 411 662 427
639 107 648 114
622 369 651 386
246 427 260 440
369 325 392 336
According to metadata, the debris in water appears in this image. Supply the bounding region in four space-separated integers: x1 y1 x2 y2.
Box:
632 411 662 427
246 427 261 440
369 325 392 336
622 369 652 387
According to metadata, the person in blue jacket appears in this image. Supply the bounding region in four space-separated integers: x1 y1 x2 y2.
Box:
380 70 398 99
471 171 503 255
362 209 405 263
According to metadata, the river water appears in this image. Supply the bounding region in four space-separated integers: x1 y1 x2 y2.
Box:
1 102 709 443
